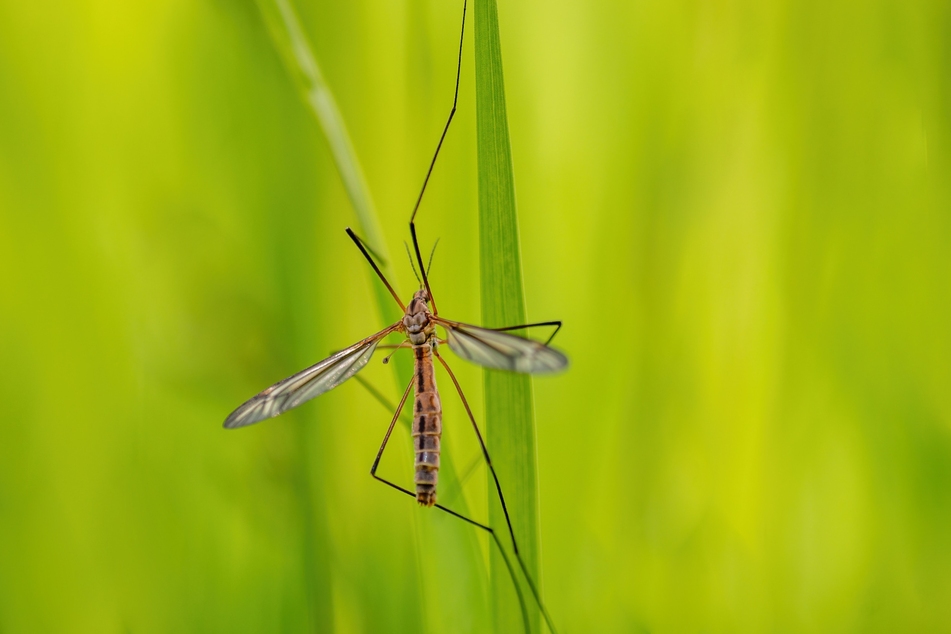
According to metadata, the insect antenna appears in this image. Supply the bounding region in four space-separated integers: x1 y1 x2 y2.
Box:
426 238 440 278
411 225 437 314
404 241 422 286
346 227 405 311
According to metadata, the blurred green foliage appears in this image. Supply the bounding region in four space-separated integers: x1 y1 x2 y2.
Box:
1 0 950 633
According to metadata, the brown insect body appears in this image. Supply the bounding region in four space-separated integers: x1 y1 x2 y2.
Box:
401 290 442 506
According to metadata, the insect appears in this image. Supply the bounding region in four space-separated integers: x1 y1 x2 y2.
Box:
224 1 563 632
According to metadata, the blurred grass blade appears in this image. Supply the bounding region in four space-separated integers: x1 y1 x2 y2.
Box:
255 0 403 330
475 0 542 631
252 2 488 631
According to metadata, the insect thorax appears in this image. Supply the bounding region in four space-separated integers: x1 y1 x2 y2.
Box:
403 292 435 346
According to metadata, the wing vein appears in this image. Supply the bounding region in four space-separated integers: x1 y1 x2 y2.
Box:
223 322 402 428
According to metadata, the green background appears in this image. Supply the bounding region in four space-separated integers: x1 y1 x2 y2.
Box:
2 0 950 632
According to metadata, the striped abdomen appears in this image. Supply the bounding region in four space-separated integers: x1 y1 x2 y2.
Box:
412 344 442 507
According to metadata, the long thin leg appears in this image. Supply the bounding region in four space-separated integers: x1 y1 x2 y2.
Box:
356 374 482 504
409 0 468 316
434 350 560 634
369 376 530 634
371 481 531 634
409 0 467 225
491 321 562 346
359 375 482 506
369 377 414 476
353 375 413 427
346 227 405 311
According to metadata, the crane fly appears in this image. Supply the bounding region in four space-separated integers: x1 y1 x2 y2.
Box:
224 284 566 501
223 1 563 632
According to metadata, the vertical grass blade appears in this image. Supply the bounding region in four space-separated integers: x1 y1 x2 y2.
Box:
474 1 542 631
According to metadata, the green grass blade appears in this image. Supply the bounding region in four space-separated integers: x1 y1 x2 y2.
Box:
474 1 542 632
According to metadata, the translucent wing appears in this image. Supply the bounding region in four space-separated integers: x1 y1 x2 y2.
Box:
224 323 401 429
434 318 568 374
